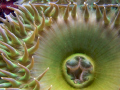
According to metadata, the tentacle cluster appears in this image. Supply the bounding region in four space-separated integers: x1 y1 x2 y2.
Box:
0 0 120 90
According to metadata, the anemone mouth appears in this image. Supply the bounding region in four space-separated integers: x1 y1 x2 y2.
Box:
63 53 94 88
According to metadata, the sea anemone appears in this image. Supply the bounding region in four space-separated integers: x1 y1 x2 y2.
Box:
0 0 120 90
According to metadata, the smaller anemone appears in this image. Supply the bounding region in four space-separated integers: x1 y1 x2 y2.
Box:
0 0 18 19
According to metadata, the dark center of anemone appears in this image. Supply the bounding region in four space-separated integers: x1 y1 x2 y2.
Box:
66 56 93 84
62 54 94 88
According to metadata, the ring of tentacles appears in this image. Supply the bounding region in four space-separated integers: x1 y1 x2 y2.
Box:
0 0 120 90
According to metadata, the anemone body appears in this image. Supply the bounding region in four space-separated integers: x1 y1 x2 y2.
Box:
0 0 120 90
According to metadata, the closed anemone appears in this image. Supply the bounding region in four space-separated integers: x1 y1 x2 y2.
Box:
0 0 120 90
